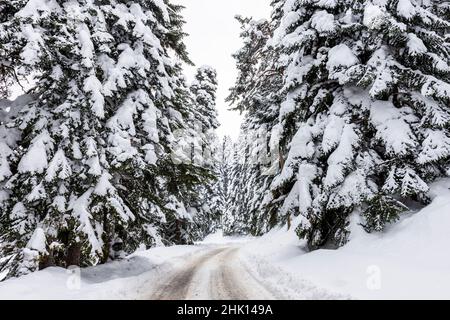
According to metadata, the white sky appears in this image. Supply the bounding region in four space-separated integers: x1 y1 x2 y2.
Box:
177 0 271 139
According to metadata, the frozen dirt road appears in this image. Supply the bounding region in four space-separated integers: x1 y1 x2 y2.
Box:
149 246 278 300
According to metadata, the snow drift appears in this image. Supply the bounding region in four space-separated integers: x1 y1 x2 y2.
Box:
241 179 450 299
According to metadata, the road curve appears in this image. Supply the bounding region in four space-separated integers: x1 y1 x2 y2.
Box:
149 246 277 300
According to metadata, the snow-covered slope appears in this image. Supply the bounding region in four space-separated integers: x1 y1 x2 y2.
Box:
241 179 450 299
0 245 203 300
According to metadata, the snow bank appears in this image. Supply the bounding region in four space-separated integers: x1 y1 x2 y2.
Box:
0 245 203 300
241 179 450 299
198 230 255 245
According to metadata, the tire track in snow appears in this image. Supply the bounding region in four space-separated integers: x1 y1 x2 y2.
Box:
149 247 227 300
149 247 277 300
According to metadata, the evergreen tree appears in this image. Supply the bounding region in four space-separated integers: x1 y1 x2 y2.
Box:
215 136 234 230
226 15 283 236
226 0 450 249
190 66 220 133
262 0 450 249
225 124 277 236
0 1 27 99
0 0 211 279
188 66 221 237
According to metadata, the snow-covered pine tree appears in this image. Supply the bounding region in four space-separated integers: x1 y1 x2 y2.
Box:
263 0 450 249
214 136 233 230
0 1 22 99
432 1 450 21
187 66 221 237
0 69 14 100
0 0 208 279
222 132 254 235
190 66 220 133
225 15 284 236
149 62 206 247
223 136 248 235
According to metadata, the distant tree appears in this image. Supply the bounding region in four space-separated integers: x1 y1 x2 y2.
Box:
187 66 221 237
226 16 284 236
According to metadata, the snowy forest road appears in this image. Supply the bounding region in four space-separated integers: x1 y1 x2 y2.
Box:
148 246 277 300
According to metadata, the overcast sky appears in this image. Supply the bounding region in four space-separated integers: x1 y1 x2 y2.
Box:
178 0 272 139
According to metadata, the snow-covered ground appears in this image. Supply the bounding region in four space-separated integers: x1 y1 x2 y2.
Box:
0 234 343 300
0 245 204 299
241 178 450 300
0 179 449 300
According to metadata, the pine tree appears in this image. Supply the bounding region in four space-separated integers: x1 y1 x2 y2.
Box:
0 0 211 279
187 66 221 237
215 136 234 229
190 66 220 133
0 1 28 99
261 0 450 249
227 0 450 248
224 137 248 235
226 15 284 236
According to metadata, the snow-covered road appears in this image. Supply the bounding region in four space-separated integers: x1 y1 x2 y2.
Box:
0 239 345 300
149 246 276 300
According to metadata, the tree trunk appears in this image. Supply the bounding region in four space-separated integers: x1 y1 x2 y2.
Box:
39 250 55 270
279 146 285 170
176 220 181 244
66 243 81 267
101 211 111 264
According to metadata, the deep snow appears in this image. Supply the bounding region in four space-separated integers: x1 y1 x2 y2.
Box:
0 245 203 299
241 178 450 300
0 179 449 299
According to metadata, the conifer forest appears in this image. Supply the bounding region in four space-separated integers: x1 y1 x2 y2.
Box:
0 0 450 302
